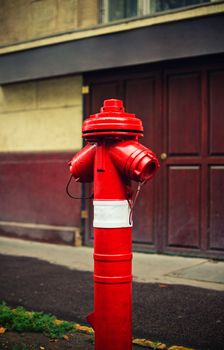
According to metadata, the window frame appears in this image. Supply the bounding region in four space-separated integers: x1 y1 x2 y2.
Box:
99 0 153 24
99 0 216 24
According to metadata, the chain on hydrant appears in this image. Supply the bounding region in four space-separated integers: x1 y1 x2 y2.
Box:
67 99 159 350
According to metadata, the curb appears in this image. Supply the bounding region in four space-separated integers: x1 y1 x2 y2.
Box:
0 303 194 350
74 324 194 350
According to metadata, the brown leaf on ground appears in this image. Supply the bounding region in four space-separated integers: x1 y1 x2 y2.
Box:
53 319 63 325
76 325 94 334
159 284 168 288
133 338 167 349
168 346 194 350
0 327 6 334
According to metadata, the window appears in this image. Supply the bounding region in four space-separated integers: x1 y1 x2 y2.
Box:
100 0 151 23
100 0 218 24
155 0 209 12
109 0 137 21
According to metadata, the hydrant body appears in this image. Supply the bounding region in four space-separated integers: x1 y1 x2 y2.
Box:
69 100 159 350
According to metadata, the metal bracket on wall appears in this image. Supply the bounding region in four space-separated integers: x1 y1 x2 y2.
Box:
82 86 90 94
81 210 89 219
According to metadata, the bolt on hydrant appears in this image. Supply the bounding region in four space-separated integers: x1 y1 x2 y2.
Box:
68 99 159 350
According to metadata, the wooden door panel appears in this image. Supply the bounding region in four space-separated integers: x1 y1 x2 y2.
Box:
125 77 156 149
124 77 158 244
209 70 224 155
164 70 202 253
167 73 201 156
165 64 224 256
90 82 120 113
167 166 200 248
132 183 154 244
209 166 224 250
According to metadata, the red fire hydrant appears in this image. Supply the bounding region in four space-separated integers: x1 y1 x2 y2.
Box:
68 99 159 350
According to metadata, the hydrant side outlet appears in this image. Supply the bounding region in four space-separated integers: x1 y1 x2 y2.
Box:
69 143 96 183
109 140 159 182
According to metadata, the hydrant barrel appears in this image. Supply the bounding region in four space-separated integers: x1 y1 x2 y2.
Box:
92 142 134 350
68 99 159 350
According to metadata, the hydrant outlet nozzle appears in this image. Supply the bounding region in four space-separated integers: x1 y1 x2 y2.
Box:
109 140 159 183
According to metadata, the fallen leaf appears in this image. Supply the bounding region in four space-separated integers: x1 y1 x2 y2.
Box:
76 325 94 334
132 338 166 349
159 284 168 288
0 327 6 334
168 346 194 350
63 335 69 341
26 311 33 316
53 319 63 325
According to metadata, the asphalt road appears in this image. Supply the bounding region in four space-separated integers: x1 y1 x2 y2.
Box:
0 254 224 350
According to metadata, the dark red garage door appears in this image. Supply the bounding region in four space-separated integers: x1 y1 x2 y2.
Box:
84 60 224 258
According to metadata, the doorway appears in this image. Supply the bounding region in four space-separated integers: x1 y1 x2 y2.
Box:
84 59 224 258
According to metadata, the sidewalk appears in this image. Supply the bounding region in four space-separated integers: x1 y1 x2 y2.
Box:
0 236 224 349
0 236 223 291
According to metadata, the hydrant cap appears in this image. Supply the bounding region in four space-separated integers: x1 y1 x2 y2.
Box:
82 99 144 139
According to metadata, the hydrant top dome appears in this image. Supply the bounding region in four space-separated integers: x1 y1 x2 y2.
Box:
82 99 144 139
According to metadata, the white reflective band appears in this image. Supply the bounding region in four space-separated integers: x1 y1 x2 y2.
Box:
93 200 132 228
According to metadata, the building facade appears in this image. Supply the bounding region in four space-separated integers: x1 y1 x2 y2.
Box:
0 0 224 257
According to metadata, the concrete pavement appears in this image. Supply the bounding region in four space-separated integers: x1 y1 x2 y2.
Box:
0 236 223 291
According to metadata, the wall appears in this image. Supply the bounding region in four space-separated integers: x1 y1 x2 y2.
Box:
0 2 223 55
0 75 83 245
0 0 98 46
0 76 82 151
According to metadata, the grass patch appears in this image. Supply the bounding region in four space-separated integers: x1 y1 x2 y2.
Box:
0 302 77 339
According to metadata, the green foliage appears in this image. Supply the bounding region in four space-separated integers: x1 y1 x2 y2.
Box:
0 302 76 339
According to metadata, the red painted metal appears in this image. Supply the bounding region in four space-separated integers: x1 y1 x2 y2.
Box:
82 99 143 139
109 140 158 182
69 143 96 183
69 99 159 350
